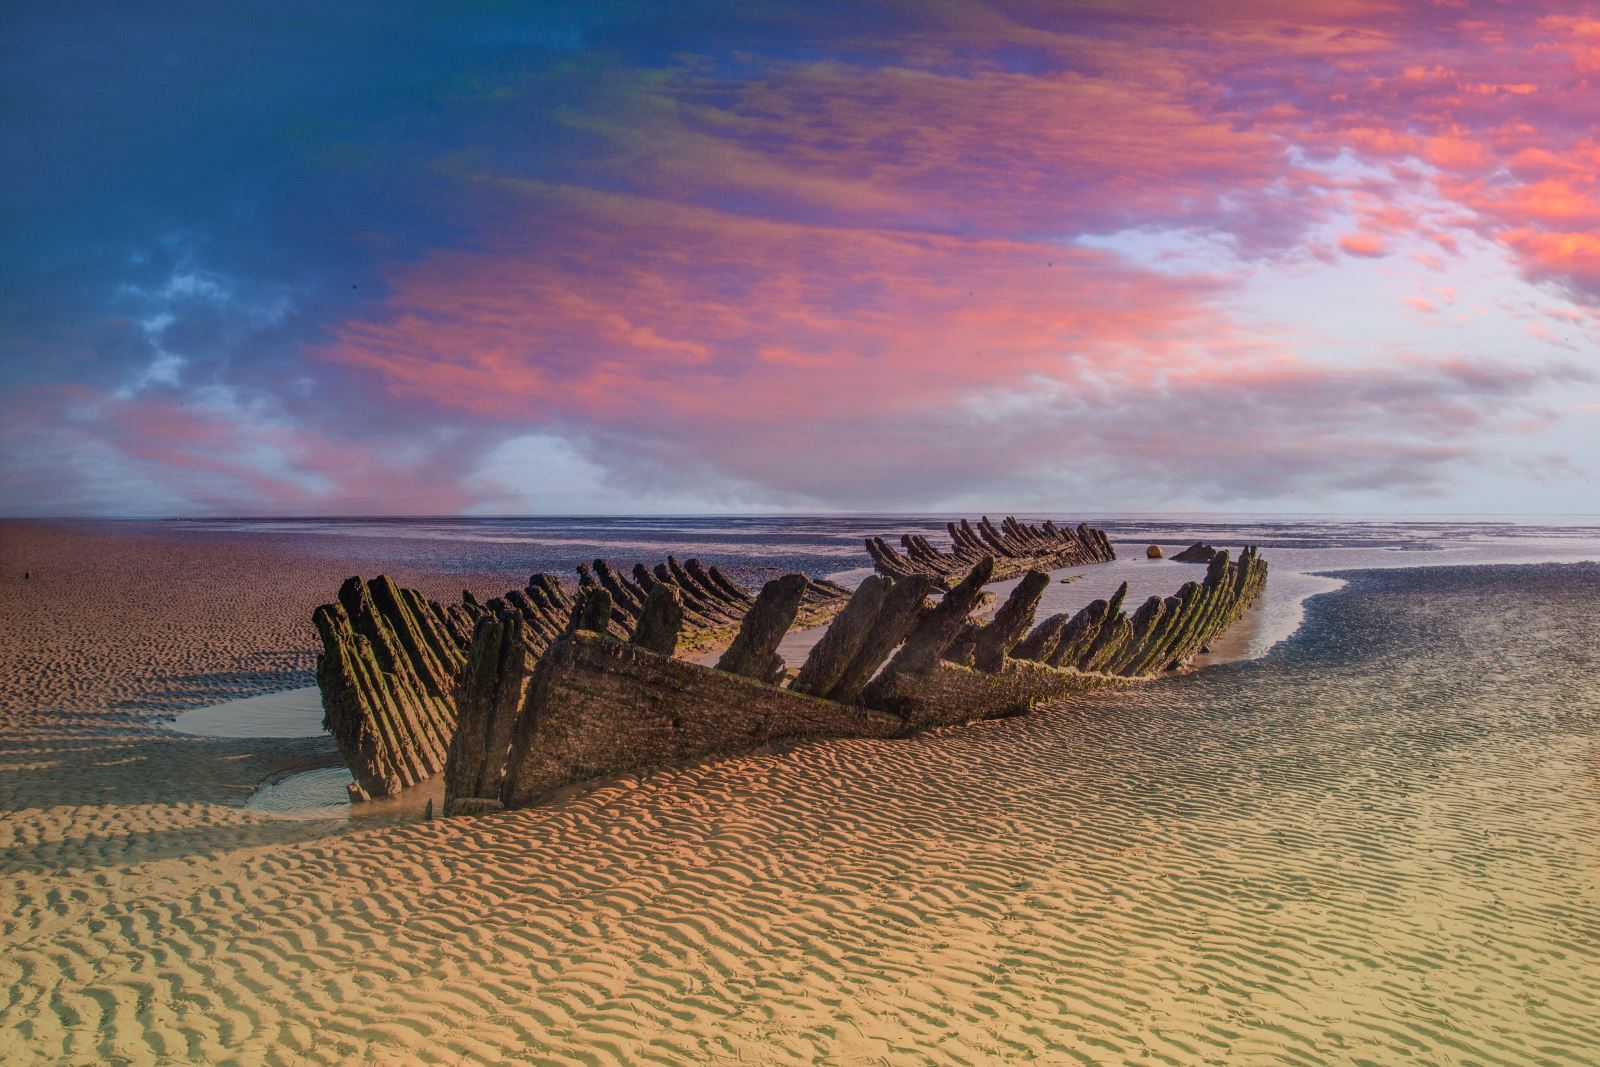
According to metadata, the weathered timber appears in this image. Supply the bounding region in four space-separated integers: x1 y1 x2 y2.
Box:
444 609 540 814
872 558 994 679
862 658 1132 731
862 557 994 708
1012 612 1069 662
314 576 486 801
791 574 891 697
868 516 1115 588
941 621 981 668
631 582 684 656
570 587 617 636
1046 599 1105 667
593 559 647 618
438 550 1269 816
1033 547 1268 677
972 569 1051 671
824 573 936 706
716 573 809 682
315 554 851 801
499 634 907 808
330 541 1265 809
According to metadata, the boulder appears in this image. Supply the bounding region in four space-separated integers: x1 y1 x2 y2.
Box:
1171 541 1219 564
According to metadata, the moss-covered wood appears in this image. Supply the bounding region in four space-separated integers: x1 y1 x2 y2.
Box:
440 550 1268 815
867 515 1115 589
315 577 485 801
1010 547 1267 676
316 555 853 801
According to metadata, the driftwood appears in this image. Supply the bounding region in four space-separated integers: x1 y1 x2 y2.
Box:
315 557 851 800
442 548 1268 815
867 516 1114 588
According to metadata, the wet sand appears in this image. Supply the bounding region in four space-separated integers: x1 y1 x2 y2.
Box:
3 522 1597 1065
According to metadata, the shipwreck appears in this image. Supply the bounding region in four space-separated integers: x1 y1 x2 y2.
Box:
314 555 851 800
866 516 1114 588
310 516 1267 814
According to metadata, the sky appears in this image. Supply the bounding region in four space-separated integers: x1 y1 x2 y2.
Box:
3 1 1598 517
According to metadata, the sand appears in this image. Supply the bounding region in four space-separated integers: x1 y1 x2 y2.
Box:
4 521 1596 1065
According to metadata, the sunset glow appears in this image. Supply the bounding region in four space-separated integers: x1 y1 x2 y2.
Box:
4 2 1597 514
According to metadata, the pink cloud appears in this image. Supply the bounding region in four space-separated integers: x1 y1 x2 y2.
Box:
325 187 1246 433
309 177 1585 507
1339 232 1390 257
20 1 1600 515
294 2 1600 509
1 384 478 515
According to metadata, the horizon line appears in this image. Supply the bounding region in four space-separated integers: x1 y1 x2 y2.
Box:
5 511 1600 523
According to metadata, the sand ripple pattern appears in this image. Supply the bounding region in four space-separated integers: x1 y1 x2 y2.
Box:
2 563 1599 1064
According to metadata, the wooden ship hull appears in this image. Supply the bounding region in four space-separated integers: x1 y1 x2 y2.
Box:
442 547 1267 815
866 515 1115 588
313 557 851 800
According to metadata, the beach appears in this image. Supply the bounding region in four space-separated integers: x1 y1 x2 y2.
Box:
2 518 1599 1064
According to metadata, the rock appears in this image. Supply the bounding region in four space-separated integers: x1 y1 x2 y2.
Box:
1146 544 1164 559
1171 541 1219 564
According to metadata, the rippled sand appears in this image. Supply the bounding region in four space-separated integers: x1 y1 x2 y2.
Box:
3 553 1598 1064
